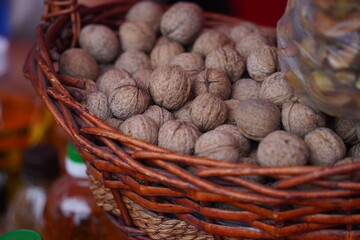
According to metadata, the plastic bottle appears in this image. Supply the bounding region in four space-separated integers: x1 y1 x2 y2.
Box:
5 144 60 233
0 229 42 240
42 143 126 240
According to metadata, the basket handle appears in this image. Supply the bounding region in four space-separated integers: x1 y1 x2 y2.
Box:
42 0 81 48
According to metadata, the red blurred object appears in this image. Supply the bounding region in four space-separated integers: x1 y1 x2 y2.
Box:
228 0 287 27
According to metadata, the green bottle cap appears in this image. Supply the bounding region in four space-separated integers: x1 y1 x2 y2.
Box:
0 229 42 240
67 142 83 163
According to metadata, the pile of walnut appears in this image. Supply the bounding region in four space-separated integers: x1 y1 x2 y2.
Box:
59 1 359 177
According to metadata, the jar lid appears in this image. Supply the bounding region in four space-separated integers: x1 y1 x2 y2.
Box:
65 142 87 178
0 229 42 240
23 144 60 180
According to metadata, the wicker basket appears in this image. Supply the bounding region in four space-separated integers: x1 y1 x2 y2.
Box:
23 0 360 239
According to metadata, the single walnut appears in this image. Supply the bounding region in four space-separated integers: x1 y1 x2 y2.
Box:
191 93 228 132
133 69 152 90
304 128 346 166
194 129 239 162
205 45 245 83
257 130 309 167
97 69 132 95
108 78 150 120
82 91 112 121
172 100 193 122
282 102 326 137
231 78 260 101
114 50 151 74
229 22 260 43
348 144 360 159
79 24 120 63
170 52 204 79
120 115 158 145
119 21 156 52
192 29 232 57
143 105 175 128
215 124 250 157
150 41 185 69
149 65 191 110
247 45 278 81
259 72 294 106
235 32 269 59
160 2 203 45
225 99 241 125
192 68 231 100
125 1 163 31
234 98 280 141
106 117 123 129
333 118 359 144
59 48 99 81
158 120 201 155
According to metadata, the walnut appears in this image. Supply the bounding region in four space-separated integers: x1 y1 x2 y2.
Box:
192 29 231 57
160 2 203 45
172 100 193 122
333 118 359 144
170 52 204 79
97 69 132 95
234 98 280 141
114 50 151 75
235 32 269 59
79 24 120 63
215 124 250 157
282 102 326 137
158 120 201 155
246 45 278 81
125 1 163 31
229 22 260 43
304 128 346 166
143 105 175 128
106 117 123 129
133 69 152 90
120 115 158 145
150 41 184 69
205 45 245 83
59 48 99 81
119 21 156 52
82 91 112 121
108 78 150 120
257 130 309 167
192 68 231 100
259 72 294 106
224 99 241 125
191 93 228 132
231 78 260 101
194 129 239 162
348 144 360 159
149 65 191 110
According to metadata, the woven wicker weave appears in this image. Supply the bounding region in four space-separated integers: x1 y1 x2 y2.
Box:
23 0 360 239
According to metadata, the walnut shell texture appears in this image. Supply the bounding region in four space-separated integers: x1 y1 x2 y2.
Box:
125 1 163 31
192 68 231 99
149 65 191 110
225 99 241 125
257 130 309 167
82 91 112 121
259 72 294 106
215 124 251 157
170 52 204 78
119 21 156 52
192 29 231 57
172 100 193 122
120 115 159 145
150 41 185 69
304 128 346 166
191 93 228 132
194 129 239 162
235 32 269 59
235 98 280 141
158 120 201 155
143 105 175 128
160 2 203 45
247 45 278 81
114 50 151 74
205 45 245 83
231 78 260 101
97 69 132 95
333 118 359 144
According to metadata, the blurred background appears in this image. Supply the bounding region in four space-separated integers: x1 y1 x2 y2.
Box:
0 0 287 236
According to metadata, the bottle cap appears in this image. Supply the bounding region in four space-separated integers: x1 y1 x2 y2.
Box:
23 144 60 180
0 229 42 240
65 142 87 178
